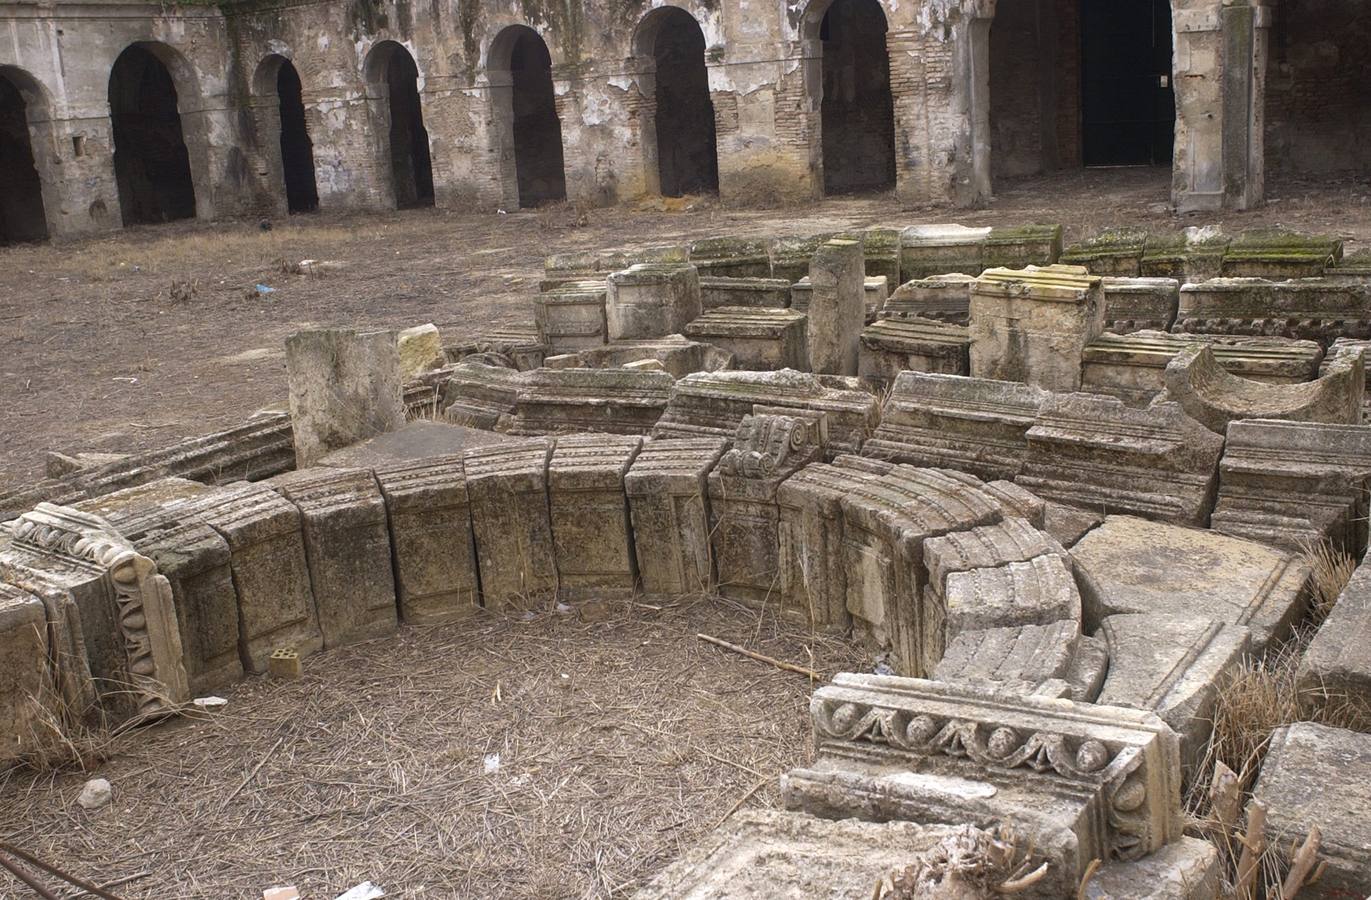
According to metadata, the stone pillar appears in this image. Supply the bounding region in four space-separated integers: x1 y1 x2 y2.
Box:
606 264 703 340
285 328 406 468
807 238 865 375
969 264 1105 392
1172 0 1272 212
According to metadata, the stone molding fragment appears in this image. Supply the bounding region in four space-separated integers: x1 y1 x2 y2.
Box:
863 372 1048 481
683 307 809 371
897 224 990 283
860 228 900 291
397 324 446 380
1097 614 1251 775
606 263 703 341
1212 418 1371 553
1082 330 1325 408
545 335 734 379
1220 228 1341 279
1060 228 1149 277
1174 277 1371 342
982 224 1063 271
1139 227 1230 284
784 676 1184 878
533 284 607 354
76 478 241 694
923 516 1069 598
181 481 323 673
790 276 887 321
509 367 675 435
1018 394 1224 526
373 455 479 624
625 438 729 598
805 238 864 376
1072 516 1310 652
548 434 643 602
1098 277 1182 333
446 324 546 371
969 264 1105 392
268 467 398 649
1298 559 1371 718
858 317 970 389
775 456 890 630
442 361 525 431
698 276 791 311
543 244 688 291
688 236 774 279
768 232 834 284
463 438 558 609
286 328 406 469
633 809 1006 900
943 554 1081 639
1080 837 1221 900
1163 343 1364 434
932 620 1084 697
708 414 826 607
1253 722 1371 898
0 583 50 764
1323 337 1371 421
652 369 878 458
881 273 975 324
1 503 189 719
839 466 1002 676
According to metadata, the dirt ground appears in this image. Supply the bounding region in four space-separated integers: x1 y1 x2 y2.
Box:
0 596 864 898
4 168 1371 488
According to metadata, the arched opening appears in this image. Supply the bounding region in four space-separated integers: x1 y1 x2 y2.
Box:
276 61 319 213
1080 0 1174 166
640 7 719 197
491 26 566 208
1265 0 1371 181
0 68 48 244
108 44 197 225
365 42 434 210
817 0 895 195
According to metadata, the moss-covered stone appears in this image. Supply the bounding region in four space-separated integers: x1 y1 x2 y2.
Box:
982 224 1063 270
1060 227 1149 276
1221 228 1343 278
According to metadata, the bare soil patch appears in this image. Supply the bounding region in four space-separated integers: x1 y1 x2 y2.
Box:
0 595 864 898
4 168 1371 489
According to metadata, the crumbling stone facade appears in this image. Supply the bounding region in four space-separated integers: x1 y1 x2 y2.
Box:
0 0 1294 241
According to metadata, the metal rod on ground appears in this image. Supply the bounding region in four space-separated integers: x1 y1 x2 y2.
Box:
695 633 819 679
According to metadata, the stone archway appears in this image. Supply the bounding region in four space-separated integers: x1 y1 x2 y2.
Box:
489 25 567 209
363 41 435 210
253 55 319 214
108 44 198 226
632 6 720 198
0 66 50 243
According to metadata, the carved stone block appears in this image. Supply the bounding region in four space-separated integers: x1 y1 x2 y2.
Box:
442 361 525 431
463 438 558 609
653 369 878 458
1098 614 1250 775
606 263 702 340
1099 277 1181 333
510 367 675 435
548 434 643 602
373 455 479 624
806 238 864 376
898 224 990 283
1060 228 1149 277
982 224 1063 270
862 372 1048 481
1253 722 1371 898
447 323 547 370
185 482 322 673
1220 228 1341 278
708 415 826 606
688 236 774 279
1081 838 1221 900
1212 419 1371 553
932 620 1086 698
1298 559 1371 719
791 276 887 322
769 232 833 284
268 467 397 648
923 517 1069 605
546 335 735 379
533 284 607 354
784 676 1184 879
969 265 1105 392
543 244 688 290
698 276 792 311
1018 395 1224 526
1072 515 1309 651
683 307 808 371
286 328 406 468
880 273 974 325
625 438 729 598
1139 227 1230 284
860 228 901 291
1174 277 1371 342
944 554 1081 640
858 317 970 389
0 584 52 763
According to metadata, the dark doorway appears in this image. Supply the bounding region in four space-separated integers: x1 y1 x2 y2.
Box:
0 72 48 243
109 45 197 225
509 30 566 207
652 8 719 197
819 0 896 195
382 47 434 209
1081 0 1174 166
276 61 318 213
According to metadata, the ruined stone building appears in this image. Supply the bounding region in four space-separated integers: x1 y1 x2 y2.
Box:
0 0 1365 242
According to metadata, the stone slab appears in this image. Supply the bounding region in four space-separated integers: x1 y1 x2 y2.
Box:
1060 227 1149 277
806 238 864 376
880 273 974 324
625 438 729 598
683 307 808 371
606 263 702 340
317 421 513 468
0 583 51 764
510 367 674 435
688 236 774 279
1297 559 1371 720
463 439 558 609
932 620 1083 697
533 285 607 354
944 554 1081 639
698 276 791 311
549 335 735 379
1071 515 1309 651
857 317 970 389
1081 837 1221 900
286 328 405 468
898 224 990 283
548 434 643 602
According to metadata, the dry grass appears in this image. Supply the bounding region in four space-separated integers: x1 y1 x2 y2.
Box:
0 594 864 899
